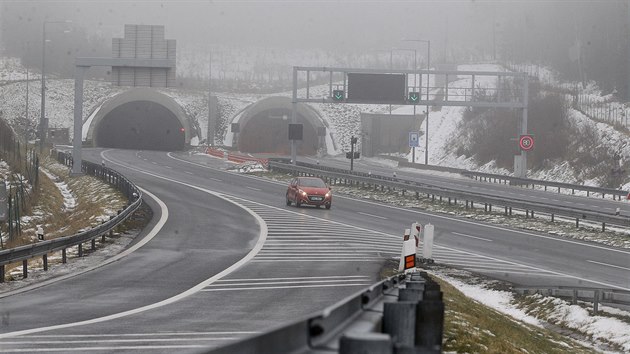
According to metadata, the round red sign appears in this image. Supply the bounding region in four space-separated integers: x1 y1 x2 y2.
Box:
519 135 534 151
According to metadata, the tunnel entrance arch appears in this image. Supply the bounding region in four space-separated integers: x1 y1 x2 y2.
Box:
86 88 191 151
236 96 326 155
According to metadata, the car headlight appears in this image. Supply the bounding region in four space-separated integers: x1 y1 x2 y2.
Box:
299 190 307 196
325 192 331 198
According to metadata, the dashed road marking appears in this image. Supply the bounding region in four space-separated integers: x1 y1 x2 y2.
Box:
451 232 492 242
586 260 630 271
357 211 387 219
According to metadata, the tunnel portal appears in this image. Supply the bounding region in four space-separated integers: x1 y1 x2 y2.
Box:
96 101 185 151
239 108 318 155
236 97 326 156
86 88 191 151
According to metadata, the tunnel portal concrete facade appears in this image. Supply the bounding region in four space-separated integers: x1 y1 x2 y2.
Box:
86 88 190 151
236 96 326 155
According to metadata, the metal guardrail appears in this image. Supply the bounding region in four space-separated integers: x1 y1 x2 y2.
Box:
515 286 630 314
376 155 627 200
269 161 630 230
206 272 444 354
0 151 142 281
459 170 628 200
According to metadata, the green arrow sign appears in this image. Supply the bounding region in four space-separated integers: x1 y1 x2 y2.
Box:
332 89 344 101
408 92 420 102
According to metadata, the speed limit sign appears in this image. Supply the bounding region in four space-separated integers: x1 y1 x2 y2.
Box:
519 135 534 151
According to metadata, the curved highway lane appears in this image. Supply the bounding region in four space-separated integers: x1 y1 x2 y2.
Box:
0 148 628 353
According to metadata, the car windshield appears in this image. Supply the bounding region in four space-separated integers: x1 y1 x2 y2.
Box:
298 178 327 188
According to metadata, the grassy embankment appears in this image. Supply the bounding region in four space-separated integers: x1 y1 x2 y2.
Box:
2 154 128 281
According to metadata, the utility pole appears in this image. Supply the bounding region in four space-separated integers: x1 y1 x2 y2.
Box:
40 20 71 154
403 39 431 165
426 41 431 165
40 21 47 153
392 48 417 162
207 50 214 147
25 66 29 144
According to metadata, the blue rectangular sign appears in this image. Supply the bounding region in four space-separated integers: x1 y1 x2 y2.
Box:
409 132 420 147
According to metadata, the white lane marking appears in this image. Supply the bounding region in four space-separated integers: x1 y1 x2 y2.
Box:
1 337 238 344
460 269 563 277
206 279 370 287
259 250 395 254
342 195 630 256
357 211 387 220
209 177 222 182
0 345 208 352
251 259 376 262
167 152 630 289
165 166 173 169
443 263 531 271
246 186 261 191
22 331 259 338
201 284 372 292
451 232 493 242
217 275 369 282
0 152 269 339
586 260 630 271
185 171 194 175
260 249 399 254
0 187 168 300
437 244 630 290
151 162 158 165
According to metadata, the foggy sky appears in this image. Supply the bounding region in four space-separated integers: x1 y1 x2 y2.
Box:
1 0 500 52
2 0 628 96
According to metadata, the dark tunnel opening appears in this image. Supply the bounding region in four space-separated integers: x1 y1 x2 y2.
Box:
238 108 318 155
96 100 185 151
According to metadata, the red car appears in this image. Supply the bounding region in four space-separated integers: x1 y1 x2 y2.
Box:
286 177 332 209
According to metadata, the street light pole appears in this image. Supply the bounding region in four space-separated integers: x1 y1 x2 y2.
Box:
426 41 431 165
40 20 71 154
207 50 214 148
26 66 29 144
40 21 46 153
402 39 431 165
391 47 418 162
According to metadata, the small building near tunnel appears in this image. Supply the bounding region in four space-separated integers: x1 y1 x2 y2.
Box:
232 96 328 156
82 24 192 151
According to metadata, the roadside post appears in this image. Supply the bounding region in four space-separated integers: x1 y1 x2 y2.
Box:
399 228 417 272
410 222 422 254
421 224 434 264
37 226 44 241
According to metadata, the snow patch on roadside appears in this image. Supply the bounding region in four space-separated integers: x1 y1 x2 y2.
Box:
40 168 76 211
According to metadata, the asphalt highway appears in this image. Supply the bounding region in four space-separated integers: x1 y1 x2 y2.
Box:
302 156 630 217
0 148 628 353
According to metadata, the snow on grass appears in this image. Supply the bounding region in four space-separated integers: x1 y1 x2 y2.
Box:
431 267 542 327
521 294 630 352
430 266 630 353
40 168 76 211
